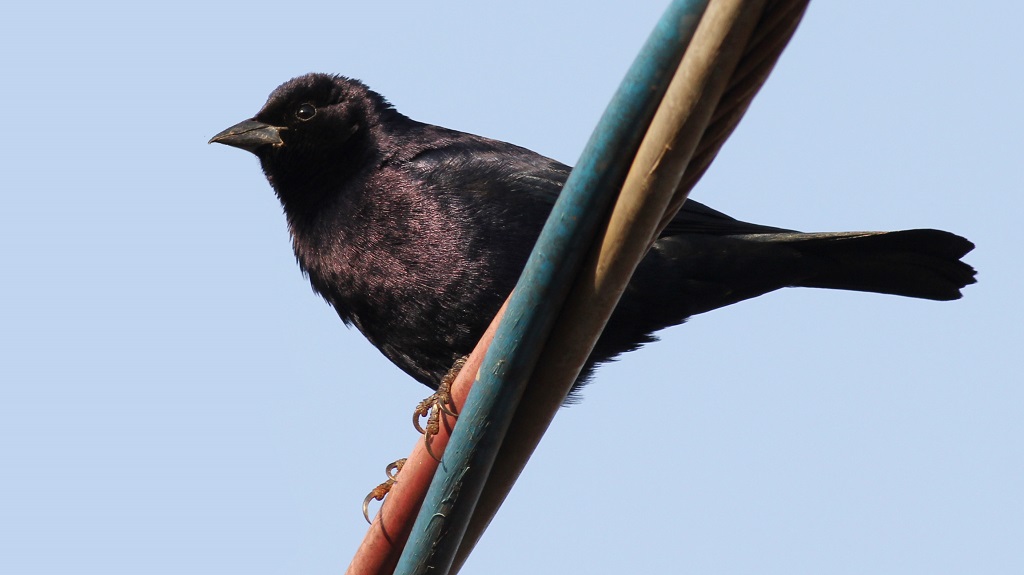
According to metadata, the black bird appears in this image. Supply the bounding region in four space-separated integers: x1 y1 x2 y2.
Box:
211 73 975 397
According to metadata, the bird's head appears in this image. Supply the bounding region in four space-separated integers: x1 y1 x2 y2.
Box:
210 73 397 210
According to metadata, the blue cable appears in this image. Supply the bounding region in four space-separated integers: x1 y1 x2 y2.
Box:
395 2 711 573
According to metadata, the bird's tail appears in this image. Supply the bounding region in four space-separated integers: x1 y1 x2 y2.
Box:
743 229 977 301
585 227 975 390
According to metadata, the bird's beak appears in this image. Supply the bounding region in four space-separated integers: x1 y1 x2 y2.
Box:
209 119 284 153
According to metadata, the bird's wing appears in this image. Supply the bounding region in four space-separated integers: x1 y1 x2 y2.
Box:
402 126 792 236
660 199 797 236
400 126 567 204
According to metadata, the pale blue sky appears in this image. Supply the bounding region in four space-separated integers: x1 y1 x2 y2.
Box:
2 2 1020 574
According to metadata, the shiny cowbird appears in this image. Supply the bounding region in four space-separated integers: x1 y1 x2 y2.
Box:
211 73 975 396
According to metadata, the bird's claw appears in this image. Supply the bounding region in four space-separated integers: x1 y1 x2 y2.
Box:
412 357 467 461
362 458 406 524
413 385 456 461
363 357 467 521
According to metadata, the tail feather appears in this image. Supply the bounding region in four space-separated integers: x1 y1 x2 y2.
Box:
586 227 975 392
750 229 977 301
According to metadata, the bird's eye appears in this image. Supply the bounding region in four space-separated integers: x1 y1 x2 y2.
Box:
295 103 317 121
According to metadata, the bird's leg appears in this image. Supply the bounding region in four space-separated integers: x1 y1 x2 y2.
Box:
362 458 406 523
413 356 467 460
362 358 467 522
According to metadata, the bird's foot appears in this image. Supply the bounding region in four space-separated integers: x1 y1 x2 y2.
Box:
412 356 467 460
362 358 468 522
362 458 406 523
